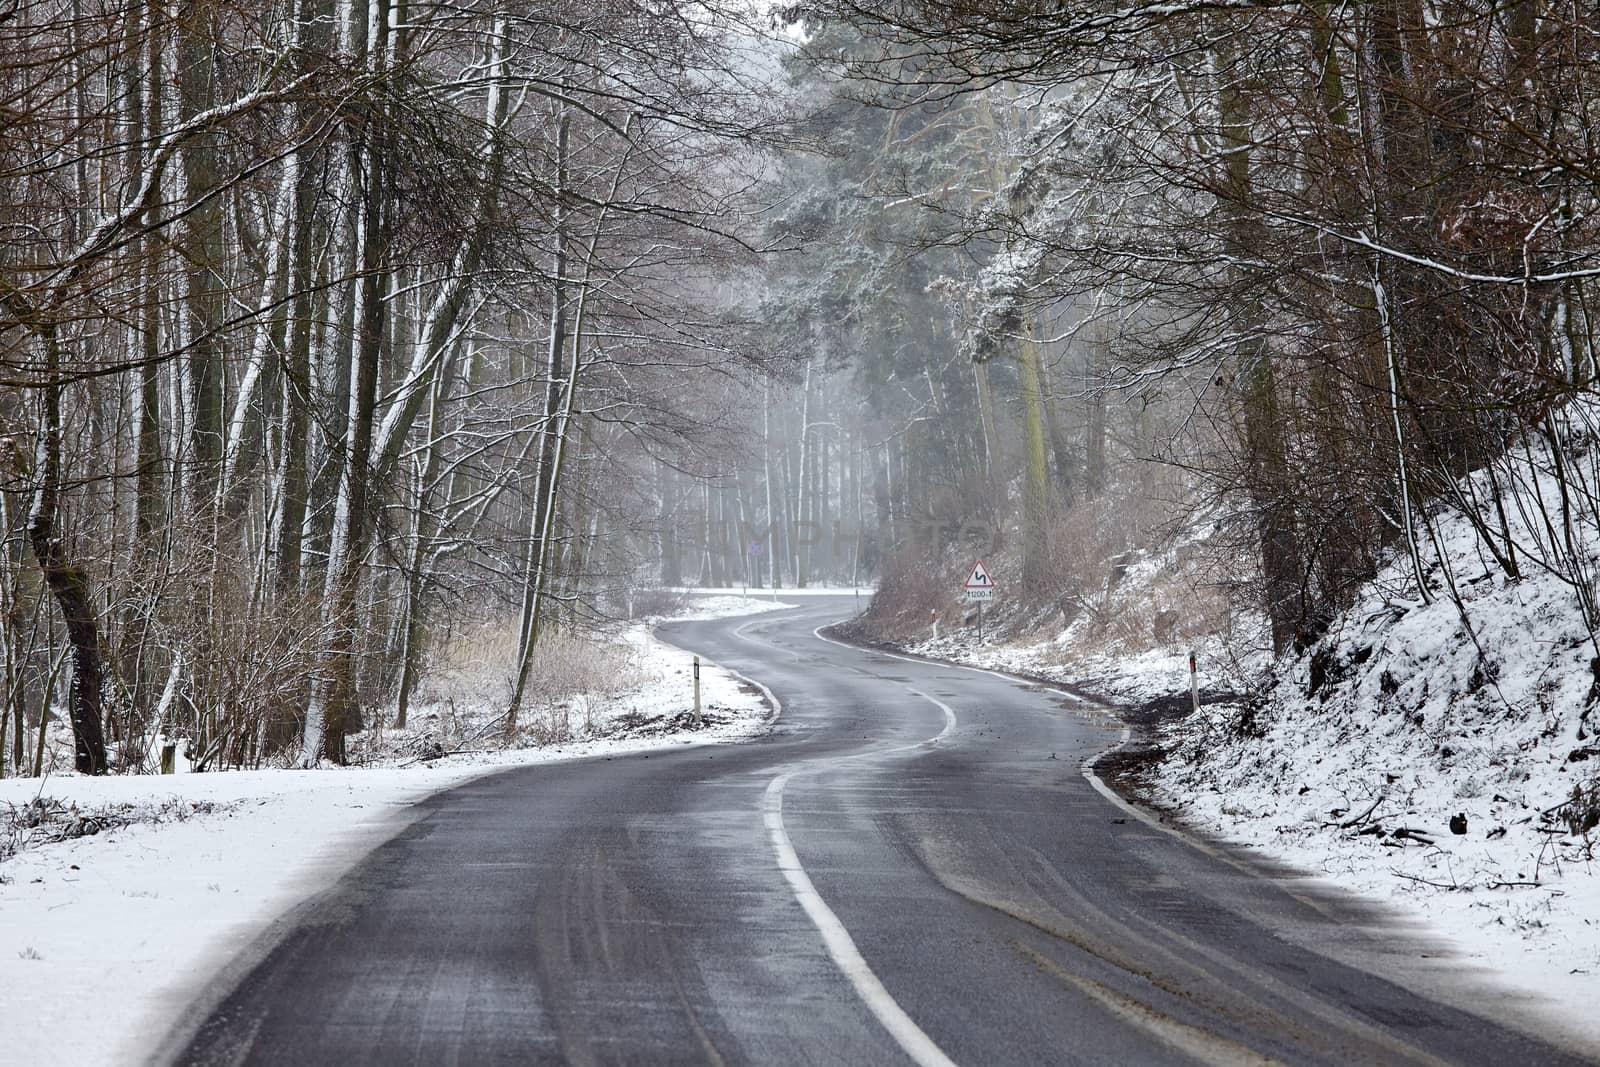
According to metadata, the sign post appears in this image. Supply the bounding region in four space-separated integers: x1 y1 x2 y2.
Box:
1189 650 1200 714
693 656 702 725
961 559 997 641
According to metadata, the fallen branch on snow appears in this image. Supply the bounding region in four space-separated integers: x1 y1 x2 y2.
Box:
1339 794 1385 829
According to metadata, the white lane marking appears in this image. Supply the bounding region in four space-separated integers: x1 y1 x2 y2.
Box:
811 625 1108 711
906 688 958 745
1079 727 1185 839
675 620 956 1057
735 617 804 662
810 624 1240 860
764 772 961 1067
834 615 1337 909
741 661 959 1066
743 619 1413 1065
732 663 785 729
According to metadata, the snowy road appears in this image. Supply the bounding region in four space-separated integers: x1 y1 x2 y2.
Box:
163 598 1595 1065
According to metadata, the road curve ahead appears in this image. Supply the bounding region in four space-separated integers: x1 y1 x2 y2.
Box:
167 598 1594 1066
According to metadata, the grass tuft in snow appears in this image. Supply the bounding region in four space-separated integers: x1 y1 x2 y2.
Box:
1 795 227 861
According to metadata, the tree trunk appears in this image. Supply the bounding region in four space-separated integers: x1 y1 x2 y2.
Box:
1085 324 1107 500
178 1 226 508
1038 350 1076 507
218 150 299 525
658 461 680 586
506 98 634 723
298 0 392 766
273 164 316 597
27 324 108 775
128 8 165 719
795 357 813 587
394 366 451 731
763 382 780 588
1218 36 1304 653
510 101 569 724
1017 333 1051 588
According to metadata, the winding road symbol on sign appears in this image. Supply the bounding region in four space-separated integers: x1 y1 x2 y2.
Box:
963 559 995 603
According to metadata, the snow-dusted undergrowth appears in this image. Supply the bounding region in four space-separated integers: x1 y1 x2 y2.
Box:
358 594 785 766
1155 411 1600 1027
899 512 1270 705
0 596 785 1067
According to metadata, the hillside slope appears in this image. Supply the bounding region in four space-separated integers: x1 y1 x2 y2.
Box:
1156 415 1600 1020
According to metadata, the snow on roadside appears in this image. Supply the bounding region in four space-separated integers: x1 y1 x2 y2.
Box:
0 597 784 1067
659 592 806 619
878 503 1600 1039
907 628 1244 707
668 585 869 602
1151 489 1600 1036
881 509 1268 709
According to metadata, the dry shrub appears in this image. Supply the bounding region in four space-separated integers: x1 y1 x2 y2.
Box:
413 619 648 722
1 795 224 860
412 619 520 709
630 585 687 618
856 546 954 640
522 694 600 746
185 585 323 770
1557 777 1600 838
1004 478 1235 655
105 552 323 772
526 701 572 745
1036 473 1184 617
854 460 1247 666
520 631 647 704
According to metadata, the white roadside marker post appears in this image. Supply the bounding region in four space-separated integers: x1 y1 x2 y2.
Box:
693 656 702 725
1189 650 1200 714
931 609 939 641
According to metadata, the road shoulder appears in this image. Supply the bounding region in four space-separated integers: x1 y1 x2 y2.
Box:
822 620 1600 1058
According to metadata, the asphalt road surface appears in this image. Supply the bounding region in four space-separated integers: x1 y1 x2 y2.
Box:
165 597 1597 1066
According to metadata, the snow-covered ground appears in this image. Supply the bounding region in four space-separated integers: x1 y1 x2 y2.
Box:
670 585 871 599
882 471 1600 1039
1151 513 1600 1033
0 597 786 1067
666 591 818 615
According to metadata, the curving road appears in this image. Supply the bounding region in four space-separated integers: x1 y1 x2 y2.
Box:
165 598 1595 1066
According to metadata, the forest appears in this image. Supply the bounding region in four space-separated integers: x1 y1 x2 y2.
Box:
4 0 1599 775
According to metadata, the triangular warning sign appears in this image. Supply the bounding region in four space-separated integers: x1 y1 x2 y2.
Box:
964 559 994 589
